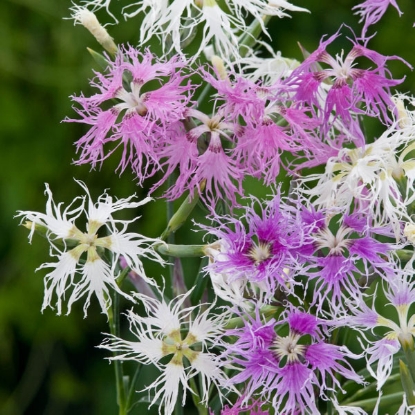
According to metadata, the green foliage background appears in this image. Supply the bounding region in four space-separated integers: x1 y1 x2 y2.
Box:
0 0 414 414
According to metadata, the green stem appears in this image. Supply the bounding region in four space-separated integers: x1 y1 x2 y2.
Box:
108 293 127 415
156 243 207 257
116 265 131 287
126 363 142 412
400 335 415 382
224 305 278 329
345 392 403 411
188 377 207 415
174 384 184 415
166 174 176 285
238 15 271 58
400 360 415 406
160 185 203 242
189 256 209 306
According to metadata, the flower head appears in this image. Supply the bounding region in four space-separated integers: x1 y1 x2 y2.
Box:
284 29 409 132
352 0 403 39
300 112 415 237
203 192 317 304
304 211 393 314
66 46 193 184
99 290 229 415
16 181 164 316
76 0 308 61
347 276 415 390
221 307 363 414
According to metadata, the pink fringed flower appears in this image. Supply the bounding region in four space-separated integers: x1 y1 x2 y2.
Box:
183 108 244 207
66 46 194 184
353 0 403 38
284 28 409 130
305 212 393 314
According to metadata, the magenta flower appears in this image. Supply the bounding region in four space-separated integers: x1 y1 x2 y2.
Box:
66 46 193 184
203 192 318 303
353 0 403 38
284 28 409 130
200 68 323 184
222 308 363 414
306 212 392 314
150 121 199 200
211 397 269 415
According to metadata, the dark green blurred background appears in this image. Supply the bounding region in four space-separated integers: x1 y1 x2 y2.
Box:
1 0 414 414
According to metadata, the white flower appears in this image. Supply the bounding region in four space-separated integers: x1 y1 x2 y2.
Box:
205 241 254 308
74 0 308 61
16 180 164 316
332 399 369 415
99 289 229 415
236 51 300 84
397 395 415 415
301 115 415 238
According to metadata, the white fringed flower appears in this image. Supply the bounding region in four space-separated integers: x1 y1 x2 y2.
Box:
17 180 164 316
73 0 308 61
99 290 229 415
301 104 415 238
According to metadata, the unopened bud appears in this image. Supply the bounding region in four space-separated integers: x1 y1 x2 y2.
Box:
211 55 228 81
71 7 118 55
393 96 410 128
404 222 415 243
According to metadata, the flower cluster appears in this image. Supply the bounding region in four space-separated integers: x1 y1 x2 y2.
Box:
17 0 415 414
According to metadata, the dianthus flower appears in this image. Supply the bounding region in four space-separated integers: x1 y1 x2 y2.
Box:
74 0 308 61
396 395 415 415
99 290 229 415
183 107 244 207
284 28 409 132
203 192 318 304
211 396 269 415
347 276 415 390
352 0 403 39
300 111 415 237
221 307 363 414
66 46 193 184
200 67 323 183
305 211 393 314
16 181 164 316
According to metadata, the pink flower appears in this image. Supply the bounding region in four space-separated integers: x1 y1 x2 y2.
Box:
184 108 244 207
306 212 392 314
66 46 193 184
203 192 317 303
150 121 199 200
212 397 270 415
284 28 409 130
353 0 403 38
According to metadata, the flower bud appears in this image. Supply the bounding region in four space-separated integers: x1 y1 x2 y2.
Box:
71 7 118 55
